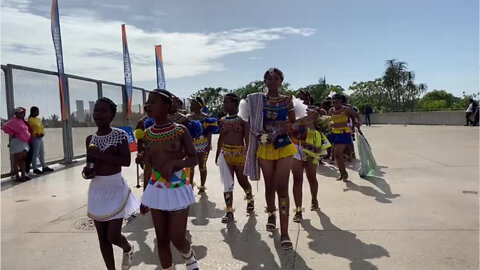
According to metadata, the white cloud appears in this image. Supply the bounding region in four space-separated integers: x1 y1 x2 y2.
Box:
1 5 315 85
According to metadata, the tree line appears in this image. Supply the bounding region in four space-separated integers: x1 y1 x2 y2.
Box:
190 59 477 117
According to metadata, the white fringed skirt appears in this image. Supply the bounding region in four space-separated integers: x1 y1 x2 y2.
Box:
141 170 195 211
87 173 140 221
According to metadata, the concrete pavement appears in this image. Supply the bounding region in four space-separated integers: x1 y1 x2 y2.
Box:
1 125 479 270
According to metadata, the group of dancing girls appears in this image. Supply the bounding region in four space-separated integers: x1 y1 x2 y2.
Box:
83 68 361 269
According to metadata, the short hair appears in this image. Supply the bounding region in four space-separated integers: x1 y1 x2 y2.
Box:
225 93 240 106
97 97 117 117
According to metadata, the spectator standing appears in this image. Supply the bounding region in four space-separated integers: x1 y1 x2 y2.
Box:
2 107 31 181
364 105 373 126
28 107 54 175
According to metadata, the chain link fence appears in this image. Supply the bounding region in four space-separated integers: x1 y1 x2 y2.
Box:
1 64 149 177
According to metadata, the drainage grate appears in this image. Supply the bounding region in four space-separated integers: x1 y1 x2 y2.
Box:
75 217 95 230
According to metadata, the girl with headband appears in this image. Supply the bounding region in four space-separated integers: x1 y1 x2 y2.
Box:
239 68 307 250
187 97 218 195
215 93 255 223
140 89 200 270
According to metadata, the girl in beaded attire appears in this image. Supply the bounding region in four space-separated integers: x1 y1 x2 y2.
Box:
83 98 140 270
140 89 200 270
187 97 218 195
215 93 254 223
239 68 307 250
329 94 361 181
290 90 331 223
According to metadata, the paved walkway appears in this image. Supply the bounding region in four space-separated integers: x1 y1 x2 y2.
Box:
1 125 479 270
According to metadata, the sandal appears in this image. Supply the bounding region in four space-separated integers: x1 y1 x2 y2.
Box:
337 172 348 181
221 210 235 223
311 200 320 211
245 195 255 212
280 235 293 250
197 186 206 195
293 208 303 223
265 208 277 232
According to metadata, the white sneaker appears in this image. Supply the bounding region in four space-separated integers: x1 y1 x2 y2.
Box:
122 243 134 270
184 249 199 270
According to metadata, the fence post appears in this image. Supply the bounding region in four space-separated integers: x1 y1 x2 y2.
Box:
4 65 15 175
97 81 103 98
62 76 74 164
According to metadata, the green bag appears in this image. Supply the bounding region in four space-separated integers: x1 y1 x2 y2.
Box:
356 132 377 177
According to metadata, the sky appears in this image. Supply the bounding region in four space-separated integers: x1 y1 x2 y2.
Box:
1 0 479 100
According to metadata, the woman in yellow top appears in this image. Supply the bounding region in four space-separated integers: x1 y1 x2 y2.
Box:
28 107 53 174
329 94 360 181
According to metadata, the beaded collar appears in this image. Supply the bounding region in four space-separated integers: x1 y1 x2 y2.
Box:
144 123 184 143
221 115 243 128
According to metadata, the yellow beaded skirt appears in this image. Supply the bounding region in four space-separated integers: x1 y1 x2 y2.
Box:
257 142 297 160
222 144 246 166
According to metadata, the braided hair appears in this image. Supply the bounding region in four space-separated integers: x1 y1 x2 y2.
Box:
97 97 117 117
263 68 284 82
151 89 177 114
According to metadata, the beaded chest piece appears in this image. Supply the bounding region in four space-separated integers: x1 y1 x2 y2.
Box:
221 115 243 129
90 128 127 152
144 123 185 143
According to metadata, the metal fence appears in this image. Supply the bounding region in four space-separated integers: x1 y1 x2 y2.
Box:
1 64 149 177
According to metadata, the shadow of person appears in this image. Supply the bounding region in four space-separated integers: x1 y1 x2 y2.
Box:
189 194 224 226
221 215 281 269
343 180 397 203
123 213 208 269
271 229 311 270
316 164 340 178
123 213 159 267
302 211 390 270
363 176 400 200
171 230 208 266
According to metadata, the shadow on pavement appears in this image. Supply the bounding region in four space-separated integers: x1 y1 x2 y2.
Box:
123 213 208 269
189 194 224 226
221 214 280 269
302 211 390 270
343 164 400 203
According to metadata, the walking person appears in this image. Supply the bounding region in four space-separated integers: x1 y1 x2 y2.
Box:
465 99 478 126
290 90 330 223
364 104 373 126
239 68 307 250
329 94 361 181
140 89 200 270
83 98 140 270
187 97 217 195
28 107 54 175
215 93 255 223
2 107 31 182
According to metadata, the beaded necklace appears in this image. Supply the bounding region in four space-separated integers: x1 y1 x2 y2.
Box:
222 115 243 129
145 123 184 143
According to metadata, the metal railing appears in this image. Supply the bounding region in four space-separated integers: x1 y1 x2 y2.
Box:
1 64 149 177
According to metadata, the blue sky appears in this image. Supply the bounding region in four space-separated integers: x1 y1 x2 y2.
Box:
1 0 479 100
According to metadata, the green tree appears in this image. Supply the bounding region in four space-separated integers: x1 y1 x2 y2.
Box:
417 90 456 111
297 77 345 104
382 59 427 111
349 79 386 113
233 80 293 100
190 87 228 117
